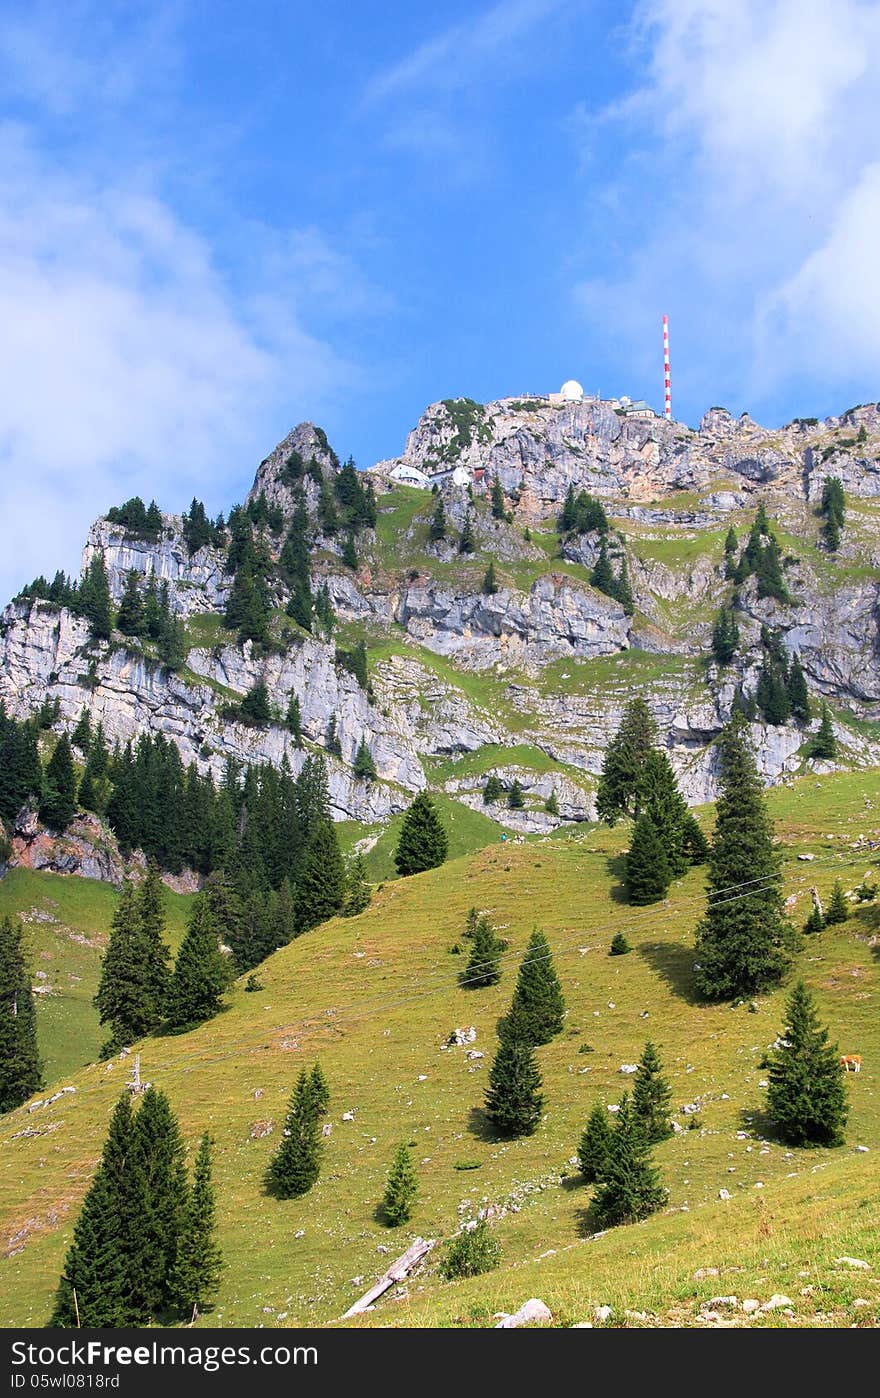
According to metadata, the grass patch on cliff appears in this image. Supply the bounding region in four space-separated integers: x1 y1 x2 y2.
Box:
0 767 877 1329
0 870 193 1084
425 743 564 784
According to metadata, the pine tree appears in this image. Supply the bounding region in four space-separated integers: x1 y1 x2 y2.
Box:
483 774 503 804
482 559 499 594
825 880 849 926
626 812 671 905
296 822 346 931
578 1102 613 1182
810 703 837 760
507 778 525 809
240 680 271 725
484 1037 544 1137
94 872 171 1051
40 733 78 829
76 764 97 813
0 717 42 823
612 552 635 615
429 495 447 541
545 789 560 816
394 792 448 876
169 1133 222 1320
461 915 502 988
126 1087 188 1322
503 929 565 1045
694 716 792 999
803 904 825 934
592 1093 667 1228
641 748 689 878
458 510 475 554
596 698 658 824
723 526 738 578
325 712 342 756
117 570 145 636
711 605 739 665
341 532 358 570
71 707 92 755
786 655 811 724
50 1094 134 1326
0 915 43 1112
590 536 615 597
632 1042 673 1143
353 736 377 781
765 982 848 1146
286 693 303 746
756 653 791 725
266 1070 322 1198
490 476 506 519
309 1062 330 1117
381 1144 418 1226
78 555 114 639
609 931 630 956
166 896 229 1031
343 854 371 917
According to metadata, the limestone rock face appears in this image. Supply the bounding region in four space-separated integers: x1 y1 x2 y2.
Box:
83 519 230 617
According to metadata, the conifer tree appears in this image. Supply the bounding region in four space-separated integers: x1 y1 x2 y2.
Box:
723 526 738 578
507 778 525 809
342 532 358 570
94 872 171 1051
765 981 848 1146
429 495 447 541
592 1093 666 1228
483 774 503 804
71 707 92 755
632 1041 673 1143
609 931 630 955
170 1133 222 1320
458 510 475 554
803 904 825 934
711 605 739 665
461 915 502 988
612 552 635 615
79 555 114 639
343 854 371 917
641 748 690 878
786 655 811 724
545 788 560 816
810 703 837 759
482 559 499 594
694 716 792 999
309 1062 330 1117
117 570 145 636
394 792 448 876
626 812 671 905
126 1087 189 1322
50 1094 134 1326
353 736 377 781
286 693 303 746
503 929 565 1045
824 880 849 926
381 1144 418 1226
325 712 342 756
76 763 97 813
0 914 43 1112
484 1037 544 1137
166 896 229 1031
756 652 791 725
596 698 658 824
578 1102 613 1182
240 680 271 725
490 476 506 519
40 733 78 829
0 717 42 822
590 536 615 596
296 821 346 931
266 1070 322 1197
271 877 298 947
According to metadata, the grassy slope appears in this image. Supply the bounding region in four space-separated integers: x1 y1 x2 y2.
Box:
0 872 193 1081
1 770 878 1329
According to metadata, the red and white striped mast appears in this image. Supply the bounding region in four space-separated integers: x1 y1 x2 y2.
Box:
662 314 671 420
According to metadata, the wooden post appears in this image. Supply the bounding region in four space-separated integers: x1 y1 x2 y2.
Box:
73 1288 80 1329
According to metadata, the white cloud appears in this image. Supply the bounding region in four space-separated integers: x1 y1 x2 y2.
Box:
0 129 355 602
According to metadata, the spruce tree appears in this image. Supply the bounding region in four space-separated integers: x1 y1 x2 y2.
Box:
641 748 690 878
503 929 565 1045
394 792 448 876
507 778 525 809
117 570 145 636
590 536 615 596
612 552 635 615
592 1093 666 1228
482 559 499 594
596 698 658 824
578 1102 613 1182
381 1144 418 1226
626 812 671 905
296 821 346 931
0 718 42 822
126 1087 189 1322
491 476 506 519
824 880 849 926
483 774 503 804
461 915 502 988
266 1070 322 1198
609 931 630 956
343 854 371 917
50 1094 134 1326
169 1134 223 1320
286 693 303 746
79 555 114 639
94 872 171 1051
353 736 377 781
545 788 560 816
240 680 271 725
711 605 739 665
723 526 738 578
309 1062 330 1117
458 510 475 554
0 914 43 1112
40 733 78 829
810 704 837 759
71 707 92 755
803 904 825 934
484 1037 543 1137
694 716 792 999
786 655 811 724
765 982 848 1146
166 896 229 1031
632 1041 673 1143
429 495 447 541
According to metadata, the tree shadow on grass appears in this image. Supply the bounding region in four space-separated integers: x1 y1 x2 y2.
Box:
605 853 629 906
574 1197 603 1239
467 1105 501 1143
636 939 701 1006
737 1103 779 1143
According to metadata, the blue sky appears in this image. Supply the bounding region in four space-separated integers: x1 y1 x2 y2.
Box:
2 0 880 599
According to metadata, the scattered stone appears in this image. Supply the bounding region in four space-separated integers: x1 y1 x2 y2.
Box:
466 1050 484 1060
718 1188 731 1200
249 1120 273 1139
342 1111 355 1121
321 1123 332 1137
742 1299 761 1314
619 1064 639 1074
495 1298 552 1329
761 1294 794 1311
703 1296 737 1310
693 1268 719 1280
835 1257 869 1270
594 1305 613 1323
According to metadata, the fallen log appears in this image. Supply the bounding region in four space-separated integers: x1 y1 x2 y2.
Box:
342 1237 436 1318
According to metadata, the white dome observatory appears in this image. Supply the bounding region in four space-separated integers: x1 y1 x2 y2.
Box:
560 379 584 402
